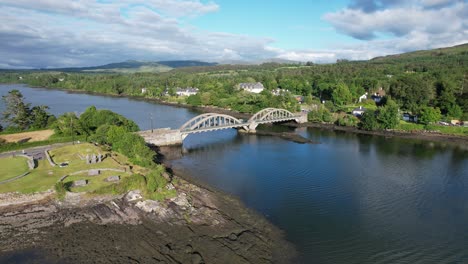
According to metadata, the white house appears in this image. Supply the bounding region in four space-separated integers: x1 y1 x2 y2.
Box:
271 88 289 96
239 82 264 93
352 106 366 117
358 92 368 103
141 88 147 94
176 87 199 96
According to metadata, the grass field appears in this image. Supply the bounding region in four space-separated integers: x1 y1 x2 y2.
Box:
0 143 132 194
0 156 29 182
65 170 132 193
0 129 54 143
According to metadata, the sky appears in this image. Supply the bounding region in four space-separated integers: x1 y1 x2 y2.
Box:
0 0 467 68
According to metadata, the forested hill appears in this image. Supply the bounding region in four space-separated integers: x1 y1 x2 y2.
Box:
371 43 468 62
1 60 218 73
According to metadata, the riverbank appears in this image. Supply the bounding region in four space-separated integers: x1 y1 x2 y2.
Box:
0 174 296 263
5 84 466 145
290 122 468 146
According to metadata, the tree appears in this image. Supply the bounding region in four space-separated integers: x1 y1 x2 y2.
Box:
332 83 352 106
30 105 52 129
377 98 399 129
53 112 85 136
1 90 31 130
360 111 379 130
419 106 441 125
446 103 463 119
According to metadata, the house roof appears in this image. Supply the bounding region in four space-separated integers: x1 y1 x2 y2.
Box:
352 106 366 112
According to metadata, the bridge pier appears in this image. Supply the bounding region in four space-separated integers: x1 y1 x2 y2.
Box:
241 122 259 133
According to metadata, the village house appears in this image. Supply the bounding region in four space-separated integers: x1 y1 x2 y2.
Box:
371 87 386 103
239 82 264 93
352 106 366 117
176 87 199 96
402 113 418 123
141 87 147 94
358 92 368 103
271 88 289 96
295 95 305 104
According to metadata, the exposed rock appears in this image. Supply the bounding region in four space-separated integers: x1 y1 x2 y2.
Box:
0 177 297 264
104 175 120 182
125 190 143 202
170 192 190 209
166 183 175 190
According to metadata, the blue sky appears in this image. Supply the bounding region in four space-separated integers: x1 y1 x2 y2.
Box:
0 0 466 68
191 0 358 50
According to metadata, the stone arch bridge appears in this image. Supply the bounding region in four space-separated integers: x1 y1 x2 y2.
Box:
138 108 307 146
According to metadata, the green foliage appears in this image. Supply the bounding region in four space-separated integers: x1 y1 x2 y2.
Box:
79 106 139 134
54 181 71 200
2 90 32 130
308 107 333 123
332 83 352 106
186 94 202 106
376 98 399 129
30 105 52 129
0 43 466 130
389 74 434 113
419 106 442 125
88 124 112 145
146 166 167 193
52 112 86 136
359 111 379 130
105 125 155 167
1 90 55 131
336 114 359 127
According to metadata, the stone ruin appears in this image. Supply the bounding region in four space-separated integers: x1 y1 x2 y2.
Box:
104 175 120 182
86 153 104 164
72 179 88 187
88 169 100 176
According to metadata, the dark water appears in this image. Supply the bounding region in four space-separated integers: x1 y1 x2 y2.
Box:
1 84 468 263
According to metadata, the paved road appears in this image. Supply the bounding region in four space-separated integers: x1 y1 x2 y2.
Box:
0 142 76 160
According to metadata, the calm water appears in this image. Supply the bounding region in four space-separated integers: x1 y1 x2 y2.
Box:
1 84 468 263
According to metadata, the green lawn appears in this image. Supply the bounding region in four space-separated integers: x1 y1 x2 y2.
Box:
65 170 132 193
0 143 130 194
396 121 468 136
0 156 29 182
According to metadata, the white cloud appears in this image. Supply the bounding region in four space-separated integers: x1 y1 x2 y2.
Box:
0 0 466 68
0 1 276 68
317 0 468 62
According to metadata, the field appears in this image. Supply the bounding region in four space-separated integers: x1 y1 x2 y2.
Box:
0 156 29 182
0 143 133 194
0 129 54 143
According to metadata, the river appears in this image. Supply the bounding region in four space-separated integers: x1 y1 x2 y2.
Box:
1 84 468 263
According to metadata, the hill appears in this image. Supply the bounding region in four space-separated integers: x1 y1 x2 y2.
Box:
371 43 468 62
32 60 218 73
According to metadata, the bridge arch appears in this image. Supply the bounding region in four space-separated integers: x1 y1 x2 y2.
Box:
179 113 244 133
248 108 296 123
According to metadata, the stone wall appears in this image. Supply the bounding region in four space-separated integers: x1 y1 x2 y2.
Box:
137 128 184 146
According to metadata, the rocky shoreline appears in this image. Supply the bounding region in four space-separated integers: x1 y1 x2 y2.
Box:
0 176 296 263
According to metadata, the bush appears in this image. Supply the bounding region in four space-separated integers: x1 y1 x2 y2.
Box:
359 111 379 130
55 181 71 200
336 114 359 127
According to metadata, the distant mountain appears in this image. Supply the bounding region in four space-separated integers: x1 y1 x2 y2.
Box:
371 43 468 62
32 60 218 73
157 60 217 68
219 58 303 65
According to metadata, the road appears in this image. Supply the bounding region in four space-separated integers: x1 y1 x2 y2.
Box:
0 142 76 160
